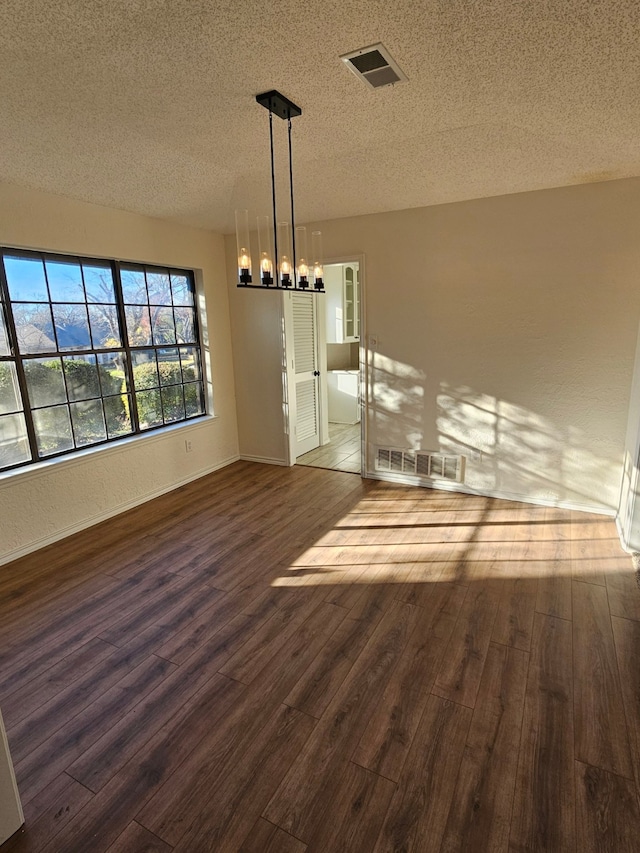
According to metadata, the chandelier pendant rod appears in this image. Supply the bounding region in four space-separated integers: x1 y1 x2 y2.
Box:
269 110 279 286
288 117 298 290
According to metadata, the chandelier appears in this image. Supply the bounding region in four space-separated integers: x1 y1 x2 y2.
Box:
235 90 324 293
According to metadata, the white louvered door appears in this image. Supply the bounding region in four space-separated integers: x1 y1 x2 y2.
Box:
291 293 321 457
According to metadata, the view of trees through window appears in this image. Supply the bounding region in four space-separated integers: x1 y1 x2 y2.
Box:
0 249 205 471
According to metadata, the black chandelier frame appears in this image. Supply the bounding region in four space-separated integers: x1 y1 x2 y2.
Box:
236 90 324 293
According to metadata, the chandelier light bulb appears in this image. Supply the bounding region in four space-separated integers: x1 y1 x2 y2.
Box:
311 230 324 291
235 209 252 285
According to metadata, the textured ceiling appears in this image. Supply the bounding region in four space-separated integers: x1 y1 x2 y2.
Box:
0 0 639 233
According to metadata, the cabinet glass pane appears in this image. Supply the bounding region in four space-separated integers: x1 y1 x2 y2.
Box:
344 266 355 340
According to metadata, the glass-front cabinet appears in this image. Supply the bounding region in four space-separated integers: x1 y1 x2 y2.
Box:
343 264 360 342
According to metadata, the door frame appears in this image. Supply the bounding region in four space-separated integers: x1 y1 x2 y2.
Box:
283 253 366 474
282 290 325 466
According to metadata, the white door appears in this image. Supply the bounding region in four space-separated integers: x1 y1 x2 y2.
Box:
290 293 321 457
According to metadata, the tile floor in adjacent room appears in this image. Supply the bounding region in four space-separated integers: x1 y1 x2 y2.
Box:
296 422 361 474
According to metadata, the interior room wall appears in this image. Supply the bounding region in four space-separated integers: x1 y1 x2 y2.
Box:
619 323 640 550
327 344 356 370
0 181 239 566
228 177 640 513
321 178 640 512
226 244 289 465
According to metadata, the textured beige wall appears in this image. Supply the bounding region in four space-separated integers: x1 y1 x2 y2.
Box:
229 178 640 512
0 182 238 564
620 323 640 548
323 178 640 511
225 238 289 464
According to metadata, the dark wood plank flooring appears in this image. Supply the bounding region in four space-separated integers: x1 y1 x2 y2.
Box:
1 460 640 852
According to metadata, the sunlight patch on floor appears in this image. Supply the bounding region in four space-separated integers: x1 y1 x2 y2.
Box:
271 495 628 586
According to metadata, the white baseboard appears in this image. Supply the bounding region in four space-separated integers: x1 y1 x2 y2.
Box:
616 514 638 553
0 454 240 567
363 469 616 517
239 454 289 466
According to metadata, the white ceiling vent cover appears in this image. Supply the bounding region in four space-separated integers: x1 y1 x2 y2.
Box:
340 43 407 90
376 447 465 483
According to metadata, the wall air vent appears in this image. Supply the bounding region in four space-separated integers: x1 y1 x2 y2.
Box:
340 43 407 90
376 447 465 483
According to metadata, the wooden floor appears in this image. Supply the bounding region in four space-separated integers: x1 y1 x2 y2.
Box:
297 422 361 473
1 461 640 852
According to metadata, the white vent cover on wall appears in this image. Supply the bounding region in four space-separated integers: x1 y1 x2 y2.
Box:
340 43 408 90
376 447 465 483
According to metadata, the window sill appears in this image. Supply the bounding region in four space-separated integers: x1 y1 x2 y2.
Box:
0 414 216 488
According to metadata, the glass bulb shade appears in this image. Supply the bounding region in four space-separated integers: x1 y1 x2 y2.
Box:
295 226 310 287
295 226 308 265
235 209 252 283
257 215 273 285
311 231 324 289
277 221 293 286
311 230 323 277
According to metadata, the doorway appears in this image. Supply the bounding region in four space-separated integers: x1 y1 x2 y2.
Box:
297 421 361 473
287 259 363 474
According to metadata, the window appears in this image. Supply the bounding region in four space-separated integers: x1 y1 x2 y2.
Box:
0 249 205 472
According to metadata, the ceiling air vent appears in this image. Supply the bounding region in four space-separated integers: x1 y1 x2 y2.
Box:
340 43 407 90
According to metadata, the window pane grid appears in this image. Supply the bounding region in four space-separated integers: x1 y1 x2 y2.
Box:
0 248 205 472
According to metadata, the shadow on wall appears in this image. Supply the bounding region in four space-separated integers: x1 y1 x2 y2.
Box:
370 351 428 450
437 382 619 508
368 351 618 510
